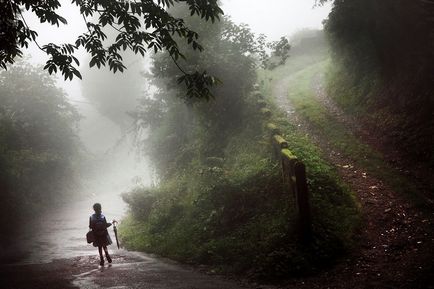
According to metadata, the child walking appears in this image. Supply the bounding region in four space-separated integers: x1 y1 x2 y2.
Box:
89 203 114 266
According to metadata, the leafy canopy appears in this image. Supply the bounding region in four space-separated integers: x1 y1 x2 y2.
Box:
0 0 223 99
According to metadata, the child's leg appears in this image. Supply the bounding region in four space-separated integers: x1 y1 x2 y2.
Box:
103 245 112 263
98 246 104 265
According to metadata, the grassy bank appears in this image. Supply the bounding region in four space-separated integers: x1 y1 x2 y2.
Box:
119 23 359 278
324 0 434 168
120 89 359 278
259 49 430 209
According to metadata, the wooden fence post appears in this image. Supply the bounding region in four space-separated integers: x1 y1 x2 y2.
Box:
280 149 297 196
259 95 312 243
294 161 312 242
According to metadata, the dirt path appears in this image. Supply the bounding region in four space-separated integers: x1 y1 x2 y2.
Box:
2 75 433 289
311 74 434 205
272 75 434 289
0 250 254 289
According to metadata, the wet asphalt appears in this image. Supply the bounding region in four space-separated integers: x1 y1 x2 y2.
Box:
0 194 252 289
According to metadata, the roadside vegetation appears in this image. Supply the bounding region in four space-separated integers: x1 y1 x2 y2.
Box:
120 9 359 278
259 29 431 210
324 0 434 168
0 62 82 247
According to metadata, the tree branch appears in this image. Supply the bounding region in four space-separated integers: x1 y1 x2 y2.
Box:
82 14 92 34
170 54 188 75
18 9 46 53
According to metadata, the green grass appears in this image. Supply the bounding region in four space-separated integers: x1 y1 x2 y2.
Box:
262 56 430 209
119 45 362 279
257 47 329 98
120 89 360 278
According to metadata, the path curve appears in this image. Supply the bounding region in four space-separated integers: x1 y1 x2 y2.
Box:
271 73 434 289
0 195 252 289
1 249 254 289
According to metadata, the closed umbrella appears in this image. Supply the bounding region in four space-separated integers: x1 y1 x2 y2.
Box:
113 220 120 249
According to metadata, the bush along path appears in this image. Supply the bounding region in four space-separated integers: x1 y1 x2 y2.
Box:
270 71 434 289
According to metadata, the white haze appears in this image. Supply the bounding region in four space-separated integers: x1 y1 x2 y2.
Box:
10 0 332 264
18 0 330 204
23 0 332 101
222 0 332 40
19 0 332 194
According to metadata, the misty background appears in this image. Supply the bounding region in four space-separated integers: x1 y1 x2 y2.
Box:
23 0 331 200
2 0 332 264
2 0 434 288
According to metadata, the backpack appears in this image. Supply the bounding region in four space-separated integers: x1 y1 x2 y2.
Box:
92 214 107 236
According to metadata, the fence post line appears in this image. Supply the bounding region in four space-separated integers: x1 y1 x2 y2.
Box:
294 161 312 242
256 89 312 244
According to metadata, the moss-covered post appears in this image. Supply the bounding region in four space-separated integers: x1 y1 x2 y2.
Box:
261 101 312 242
266 123 280 135
260 108 272 118
294 161 312 242
281 149 297 197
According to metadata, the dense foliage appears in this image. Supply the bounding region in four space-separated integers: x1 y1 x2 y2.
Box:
0 62 81 244
129 7 263 184
120 9 359 278
0 0 222 98
324 0 434 166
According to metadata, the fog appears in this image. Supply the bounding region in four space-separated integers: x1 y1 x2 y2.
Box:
3 1 434 288
6 0 331 264
23 0 331 154
21 0 331 199
222 0 331 40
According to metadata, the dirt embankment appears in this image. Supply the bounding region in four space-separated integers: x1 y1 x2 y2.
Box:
272 75 434 289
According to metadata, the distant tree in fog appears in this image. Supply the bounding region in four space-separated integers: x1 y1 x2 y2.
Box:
265 37 291 69
81 27 144 131
0 61 81 239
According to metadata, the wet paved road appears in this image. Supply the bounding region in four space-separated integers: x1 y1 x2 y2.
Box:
6 192 127 265
0 193 251 289
71 252 249 289
1 251 251 289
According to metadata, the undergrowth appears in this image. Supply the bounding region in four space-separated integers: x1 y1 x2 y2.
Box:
120 100 360 278
325 0 434 167
121 80 359 279
120 27 360 279
264 53 430 209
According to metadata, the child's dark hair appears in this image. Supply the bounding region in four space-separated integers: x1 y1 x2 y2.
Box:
93 203 102 213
